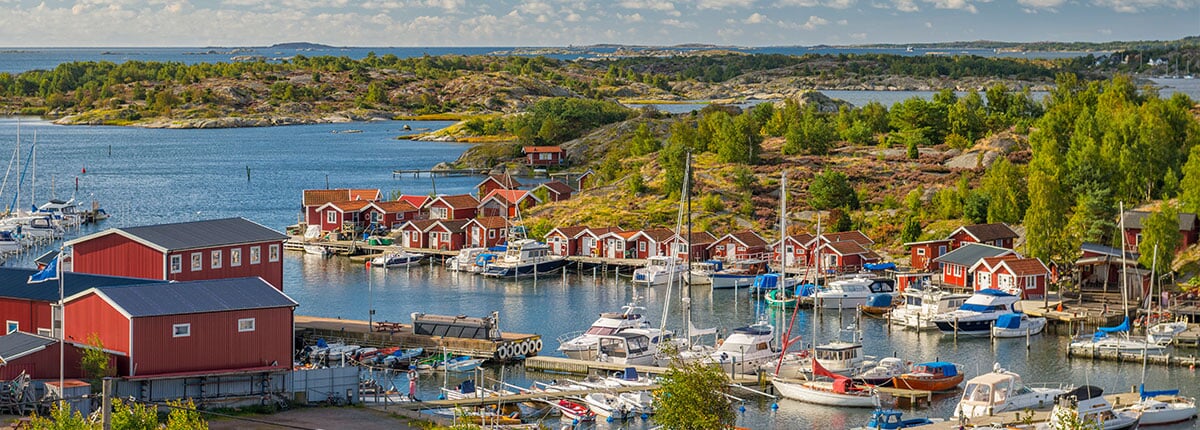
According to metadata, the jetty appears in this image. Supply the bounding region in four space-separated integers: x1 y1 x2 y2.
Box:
295 315 542 361
391 168 491 178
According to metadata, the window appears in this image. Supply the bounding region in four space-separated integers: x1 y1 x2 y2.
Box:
440 232 450 241
373 212 383 222
539 153 552 160
231 248 242 267
430 207 448 219
488 229 496 239
1135 233 1142 246
170 255 182 273
250 246 261 264
1026 276 1038 290
916 248 926 256
5 321 17 334
191 252 202 271
269 244 280 262
326 211 336 224
172 323 191 338
37 328 51 337
639 241 646 252
238 318 256 332
211 250 222 269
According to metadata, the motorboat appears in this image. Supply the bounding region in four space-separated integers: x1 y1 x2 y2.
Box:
685 260 720 285
953 363 1069 420
773 359 878 408
813 276 896 310
707 320 780 374
891 362 963 392
595 328 671 366
1070 316 1168 354
618 391 655 415
37 198 83 227
772 338 869 379
766 282 817 308
584 392 636 420
851 408 944 430
1115 385 1197 426
371 251 424 268
556 399 596 422
632 255 687 286
859 293 896 318
446 247 488 272
890 287 970 330
854 357 907 386
1046 386 1140 430
990 313 1047 338
557 303 651 361
1146 320 1189 345
303 244 330 256
708 259 769 289
480 239 567 278
932 289 1020 335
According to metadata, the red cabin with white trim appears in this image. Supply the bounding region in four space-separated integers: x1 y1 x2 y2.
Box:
708 231 768 261
479 190 540 218
545 226 589 256
364 201 419 231
302 189 380 227
426 195 479 220
631 228 674 259
464 217 509 248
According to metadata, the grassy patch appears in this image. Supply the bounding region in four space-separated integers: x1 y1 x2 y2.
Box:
458 135 516 143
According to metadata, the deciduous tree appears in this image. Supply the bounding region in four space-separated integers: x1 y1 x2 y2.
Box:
1138 204 1182 274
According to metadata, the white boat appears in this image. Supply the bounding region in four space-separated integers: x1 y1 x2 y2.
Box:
773 339 870 379
37 198 83 227
773 359 879 408
557 303 651 361
584 392 636 420
0 230 21 253
480 239 567 278
443 357 487 373
1044 386 1140 430
1146 320 1189 345
706 320 780 374
685 260 719 285
931 289 1020 335
1116 386 1197 426
708 259 769 289
595 328 671 366
854 357 907 386
1069 317 1168 354
990 313 1047 338
953 363 1068 420
890 287 971 330
1 214 64 239
303 244 330 256
446 247 488 272
813 276 897 310
618 391 655 415
371 251 424 268
631 255 687 286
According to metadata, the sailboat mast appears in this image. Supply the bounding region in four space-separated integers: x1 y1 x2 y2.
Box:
30 132 35 212
684 150 692 339
1119 201 1129 315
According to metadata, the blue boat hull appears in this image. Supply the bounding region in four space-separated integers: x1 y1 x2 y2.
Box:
934 319 994 335
482 260 569 278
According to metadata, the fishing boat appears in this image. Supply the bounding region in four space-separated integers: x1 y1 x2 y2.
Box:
850 408 944 430
990 313 1047 338
632 255 687 286
813 276 896 310
708 259 770 289
891 362 963 392
859 293 896 318
707 320 780 375
931 289 1020 335
685 260 720 285
953 363 1068 419
766 283 817 308
1047 386 1140 430
446 247 488 272
1116 385 1197 426
889 287 970 330
772 359 878 407
370 251 424 268
480 239 567 278
584 392 636 420
557 303 651 361
773 338 869 379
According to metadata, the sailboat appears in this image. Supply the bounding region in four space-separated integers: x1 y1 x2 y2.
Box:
656 151 717 366
772 358 878 407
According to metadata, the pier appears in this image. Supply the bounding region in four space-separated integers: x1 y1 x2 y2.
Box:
295 316 542 361
391 168 492 178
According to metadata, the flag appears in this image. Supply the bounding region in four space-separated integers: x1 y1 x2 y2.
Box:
29 255 59 284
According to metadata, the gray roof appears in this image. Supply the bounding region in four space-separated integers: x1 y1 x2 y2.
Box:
0 268 166 303
932 243 1015 266
101 218 286 251
1080 243 1137 259
0 332 55 362
1123 211 1197 231
96 277 297 318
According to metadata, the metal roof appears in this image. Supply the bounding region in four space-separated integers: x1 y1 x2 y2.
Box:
95 277 297 318
1122 210 1197 231
0 268 165 302
0 332 55 362
932 243 1015 266
110 217 287 251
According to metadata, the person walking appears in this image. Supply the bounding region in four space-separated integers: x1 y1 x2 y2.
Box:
408 367 419 401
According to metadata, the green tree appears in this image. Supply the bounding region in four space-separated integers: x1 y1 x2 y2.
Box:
981 158 1027 224
1180 145 1200 213
1138 204 1182 274
901 217 922 243
28 402 92 430
963 192 990 224
652 360 734 429
165 399 209 430
81 333 113 393
1024 165 1072 263
629 123 661 156
660 141 688 198
110 398 159 430
808 170 858 211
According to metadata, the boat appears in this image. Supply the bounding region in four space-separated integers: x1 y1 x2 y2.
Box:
706 320 780 374
890 287 970 330
990 313 1047 338
37 198 83 227
772 359 878 408
632 255 687 286
1116 385 1197 426
557 303 651 361
443 357 487 373
1046 386 1140 430
931 289 1020 335
446 247 488 272
303 244 330 256
480 239 567 278
859 293 896 318
814 276 897 310
708 259 770 289
953 363 1068 419
0 230 21 253
618 391 655 415
851 408 944 430
595 328 671 366
853 357 907 386
584 392 636 420
891 361 963 392
1146 320 1188 345
378 348 424 367
685 260 720 285
556 399 596 422
766 282 817 308
370 251 424 268
1070 316 1168 354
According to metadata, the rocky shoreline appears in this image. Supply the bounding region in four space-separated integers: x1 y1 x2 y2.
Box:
51 110 397 129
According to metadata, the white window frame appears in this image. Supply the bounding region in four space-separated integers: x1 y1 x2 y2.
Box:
639 241 646 252
269 244 280 262
211 250 222 269
231 248 242 267
326 210 337 224
170 255 182 274
173 323 191 338
250 246 261 265
488 229 496 239
440 232 450 241
430 207 448 219
37 328 52 337
238 318 256 333
1025 276 1038 290
5 320 17 334
916 248 926 256
191 252 202 271
373 212 383 222
539 153 552 160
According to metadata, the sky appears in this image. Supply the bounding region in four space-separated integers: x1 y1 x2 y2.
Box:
0 0 1196 47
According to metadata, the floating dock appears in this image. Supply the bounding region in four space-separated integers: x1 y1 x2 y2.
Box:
1067 345 1200 366
295 315 542 361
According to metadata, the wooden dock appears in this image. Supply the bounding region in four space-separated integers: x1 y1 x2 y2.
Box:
524 356 766 385
1068 344 1200 366
564 256 647 269
295 315 542 361
392 168 491 178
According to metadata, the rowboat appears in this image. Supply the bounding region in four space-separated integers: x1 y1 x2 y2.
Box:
891 362 963 392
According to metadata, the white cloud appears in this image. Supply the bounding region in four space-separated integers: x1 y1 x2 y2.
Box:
1098 28 1113 34
775 0 856 6
1091 0 1192 13
892 0 919 11
421 0 466 11
837 18 847 24
621 12 645 22
924 21 932 27
743 12 768 23
660 18 697 27
517 1 553 15
695 0 755 10
618 0 677 10
924 0 978 13
850 32 867 40
1016 0 1065 8
565 12 581 21
802 14 828 29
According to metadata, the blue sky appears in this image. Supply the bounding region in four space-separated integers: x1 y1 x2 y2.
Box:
0 0 1195 47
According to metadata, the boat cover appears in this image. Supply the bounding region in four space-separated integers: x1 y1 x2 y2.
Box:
754 274 780 290
1098 316 1131 333
866 293 893 308
995 313 1024 329
813 359 854 393
488 245 507 252
796 283 818 297
914 362 957 377
1058 385 1103 401
460 379 476 394
976 289 1013 297
864 262 897 271
1139 384 1180 399
619 367 639 381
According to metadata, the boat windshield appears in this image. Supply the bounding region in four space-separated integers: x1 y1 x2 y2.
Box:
964 382 994 403
586 327 617 335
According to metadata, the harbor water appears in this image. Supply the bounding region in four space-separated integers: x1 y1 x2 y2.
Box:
0 116 1197 429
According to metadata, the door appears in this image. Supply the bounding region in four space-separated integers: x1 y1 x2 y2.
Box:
785 245 795 267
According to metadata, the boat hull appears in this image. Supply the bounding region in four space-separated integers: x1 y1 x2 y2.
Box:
1134 401 1199 426
773 379 877 408
482 259 568 278
814 295 869 310
891 374 964 392
933 319 994 335
710 274 756 289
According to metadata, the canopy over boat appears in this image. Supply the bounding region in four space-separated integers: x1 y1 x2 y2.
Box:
864 262 897 271
1139 384 1180 399
912 362 957 377
1099 316 1131 334
995 313 1024 329
866 293 893 308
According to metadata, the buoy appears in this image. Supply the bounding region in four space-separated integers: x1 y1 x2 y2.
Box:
81 167 86 174
606 416 614 422
771 403 779 410
739 405 746 413
572 419 579 425
641 413 649 420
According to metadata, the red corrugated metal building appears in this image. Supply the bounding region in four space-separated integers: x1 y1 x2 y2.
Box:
65 218 288 291
0 268 166 338
0 332 88 380
62 277 296 377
